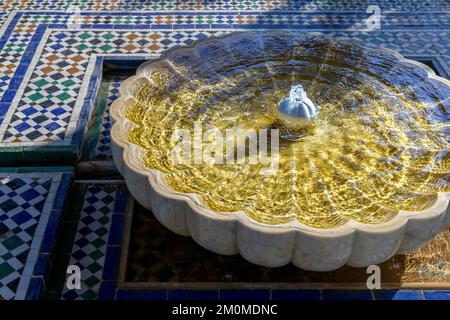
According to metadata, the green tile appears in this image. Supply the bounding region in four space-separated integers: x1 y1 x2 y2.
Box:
80 289 97 300
81 79 110 160
97 216 109 225
87 262 102 274
85 275 101 288
0 199 19 211
88 249 104 260
91 238 106 248
0 147 78 166
0 262 15 279
2 252 13 260
99 207 111 215
2 235 24 251
94 227 108 237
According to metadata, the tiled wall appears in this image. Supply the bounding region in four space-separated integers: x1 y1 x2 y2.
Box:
0 0 449 300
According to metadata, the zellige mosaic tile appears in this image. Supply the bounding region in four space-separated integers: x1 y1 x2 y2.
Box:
0 167 73 300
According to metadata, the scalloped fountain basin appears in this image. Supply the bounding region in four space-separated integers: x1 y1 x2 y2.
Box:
111 31 450 271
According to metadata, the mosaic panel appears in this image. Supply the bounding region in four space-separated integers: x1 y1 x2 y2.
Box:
126 203 450 284
0 0 449 12
0 10 448 108
52 183 127 300
62 184 115 300
0 168 73 300
0 9 447 162
0 0 448 302
0 27 449 151
0 29 224 146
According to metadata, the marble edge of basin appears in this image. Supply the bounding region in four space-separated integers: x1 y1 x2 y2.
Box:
110 31 450 272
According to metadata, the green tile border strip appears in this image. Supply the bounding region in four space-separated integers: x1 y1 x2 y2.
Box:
0 146 78 166
82 79 111 161
0 166 74 173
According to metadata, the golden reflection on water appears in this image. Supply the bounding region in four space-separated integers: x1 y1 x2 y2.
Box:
126 33 450 228
400 231 450 283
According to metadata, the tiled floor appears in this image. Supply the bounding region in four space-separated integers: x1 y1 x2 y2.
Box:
58 182 126 300
0 167 72 300
44 181 127 300
0 0 449 300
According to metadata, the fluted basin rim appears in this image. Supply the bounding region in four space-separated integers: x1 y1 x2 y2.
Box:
111 31 450 270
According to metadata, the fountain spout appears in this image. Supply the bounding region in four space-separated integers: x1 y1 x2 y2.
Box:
278 84 318 130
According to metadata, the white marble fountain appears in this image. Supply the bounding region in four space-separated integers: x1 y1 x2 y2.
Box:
111 31 450 271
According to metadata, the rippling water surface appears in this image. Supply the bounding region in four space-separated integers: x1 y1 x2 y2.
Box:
124 31 450 228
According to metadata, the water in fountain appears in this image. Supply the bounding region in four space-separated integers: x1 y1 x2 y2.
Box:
125 32 450 228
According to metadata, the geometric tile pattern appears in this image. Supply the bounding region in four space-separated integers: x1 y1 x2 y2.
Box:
94 77 123 160
0 8 448 157
1 29 224 145
0 0 449 12
62 184 116 300
120 204 450 300
0 0 448 302
0 177 51 300
0 168 73 300
1 25 450 148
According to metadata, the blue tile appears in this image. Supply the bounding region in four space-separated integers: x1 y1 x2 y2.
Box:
94 24 113 29
168 290 219 300
39 210 62 253
271 289 321 300
113 25 136 30
423 291 450 300
210 24 233 29
323 290 373 301
71 120 88 146
102 245 120 280
0 90 17 103
47 24 66 28
151 24 174 29
8 77 24 90
15 63 30 76
113 189 129 213
25 277 44 300
33 253 49 276
52 175 72 210
134 25 152 29
12 210 33 224
108 214 124 246
87 77 100 92
117 290 167 300
98 281 117 300
80 100 95 119
0 102 10 113
193 24 210 29
220 290 270 301
374 290 423 300
173 24 196 29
